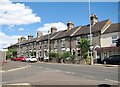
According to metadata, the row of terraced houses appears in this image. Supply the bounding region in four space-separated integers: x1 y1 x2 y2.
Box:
7 14 120 62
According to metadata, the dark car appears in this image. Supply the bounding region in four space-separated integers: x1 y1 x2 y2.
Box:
102 55 120 65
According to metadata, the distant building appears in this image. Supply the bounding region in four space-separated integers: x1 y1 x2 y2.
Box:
7 14 120 62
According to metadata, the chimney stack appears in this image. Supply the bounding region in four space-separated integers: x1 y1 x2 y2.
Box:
90 14 98 25
28 34 33 40
51 26 57 34
18 38 21 43
21 36 26 42
67 21 74 30
37 32 43 38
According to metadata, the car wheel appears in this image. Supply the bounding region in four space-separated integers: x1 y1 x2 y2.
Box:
103 61 106 64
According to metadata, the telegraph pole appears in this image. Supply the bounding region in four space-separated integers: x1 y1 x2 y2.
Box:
48 30 50 62
88 0 93 65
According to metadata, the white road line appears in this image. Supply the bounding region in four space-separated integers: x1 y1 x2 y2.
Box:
74 65 79 66
66 72 71 74
71 72 75 74
39 67 43 68
66 72 75 74
83 75 95 79
3 65 31 73
105 79 119 83
4 83 31 85
88 76 95 78
46 68 50 70
55 70 60 72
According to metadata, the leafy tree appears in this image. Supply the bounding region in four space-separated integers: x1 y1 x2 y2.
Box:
6 49 17 59
61 51 70 63
30 50 34 56
49 52 60 62
70 54 76 64
79 38 90 63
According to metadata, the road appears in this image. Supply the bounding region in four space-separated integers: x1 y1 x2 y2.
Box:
1 62 119 86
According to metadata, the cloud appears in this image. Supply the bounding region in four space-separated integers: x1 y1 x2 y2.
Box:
0 0 41 25
18 28 24 31
37 22 67 35
0 32 25 51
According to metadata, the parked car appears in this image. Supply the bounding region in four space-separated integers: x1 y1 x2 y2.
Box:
11 57 18 61
17 57 26 62
11 57 26 62
94 58 102 64
25 56 37 62
101 55 120 65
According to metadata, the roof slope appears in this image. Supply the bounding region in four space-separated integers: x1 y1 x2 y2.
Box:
103 23 120 34
53 26 80 40
73 19 110 36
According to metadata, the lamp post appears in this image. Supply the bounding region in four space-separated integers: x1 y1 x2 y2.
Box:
48 30 50 62
88 0 93 65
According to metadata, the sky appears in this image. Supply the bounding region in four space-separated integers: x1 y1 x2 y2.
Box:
0 0 118 51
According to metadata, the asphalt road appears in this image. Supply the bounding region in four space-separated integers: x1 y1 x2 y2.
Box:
1 62 119 86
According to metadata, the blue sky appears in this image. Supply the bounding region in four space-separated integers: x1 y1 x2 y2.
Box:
0 1 118 50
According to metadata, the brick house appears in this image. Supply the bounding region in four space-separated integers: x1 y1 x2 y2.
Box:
7 14 120 62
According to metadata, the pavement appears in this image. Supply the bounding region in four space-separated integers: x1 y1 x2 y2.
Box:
0 60 30 72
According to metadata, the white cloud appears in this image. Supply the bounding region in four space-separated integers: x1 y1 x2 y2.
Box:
0 0 41 25
0 32 25 51
18 28 24 31
37 22 67 35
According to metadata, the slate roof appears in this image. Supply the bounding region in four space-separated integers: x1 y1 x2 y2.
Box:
19 38 38 45
73 19 110 36
103 23 120 34
52 26 80 40
40 31 60 41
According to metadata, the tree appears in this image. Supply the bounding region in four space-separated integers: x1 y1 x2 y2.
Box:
79 38 90 63
61 51 70 63
49 52 60 62
6 49 17 59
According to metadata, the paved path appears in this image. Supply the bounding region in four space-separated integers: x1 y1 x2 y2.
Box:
0 61 29 73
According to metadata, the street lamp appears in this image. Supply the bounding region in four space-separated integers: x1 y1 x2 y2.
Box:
88 0 93 65
47 30 50 62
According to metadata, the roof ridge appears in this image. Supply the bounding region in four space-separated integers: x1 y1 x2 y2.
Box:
70 26 81 36
51 31 61 40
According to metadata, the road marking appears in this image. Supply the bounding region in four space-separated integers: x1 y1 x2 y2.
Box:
71 72 75 74
83 75 95 79
74 65 79 66
65 72 75 74
88 76 95 78
105 79 119 83
3 83 31 85
3 65 31 73
39 67 43 68
55 70 60 72
46 68 50 70
66 72 71 74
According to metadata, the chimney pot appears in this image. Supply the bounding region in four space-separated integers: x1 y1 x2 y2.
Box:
67 21 74 30
37 32 43 38
90 14 98 25
51 26 57 34
28 34 33 40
